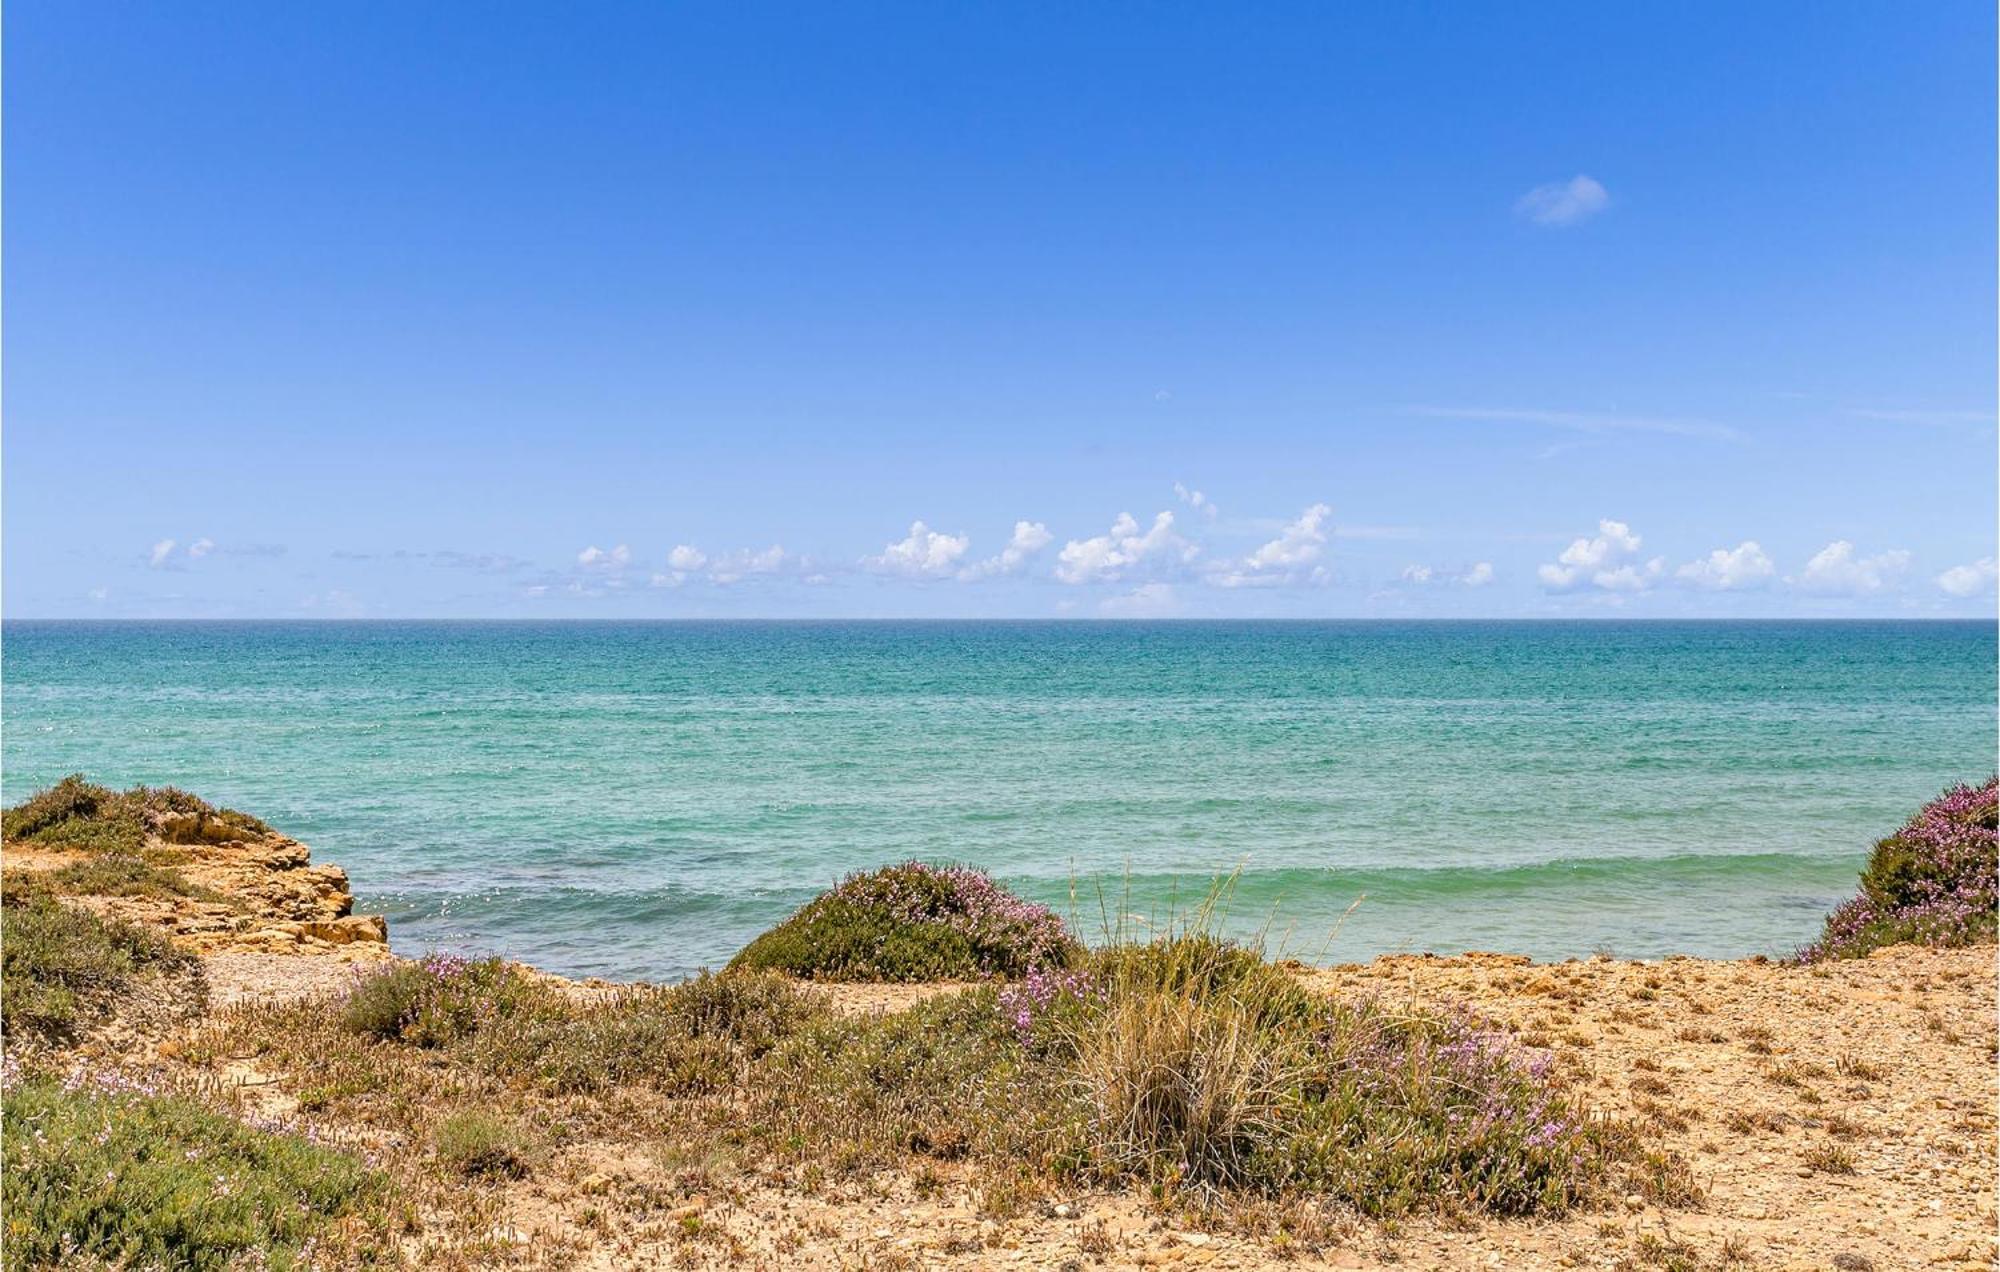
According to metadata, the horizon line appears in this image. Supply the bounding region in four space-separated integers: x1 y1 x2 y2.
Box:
4 616 1993 626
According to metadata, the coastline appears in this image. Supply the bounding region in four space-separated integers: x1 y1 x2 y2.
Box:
3 799 1994 1270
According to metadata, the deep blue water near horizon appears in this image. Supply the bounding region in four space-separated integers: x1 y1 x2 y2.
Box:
3 620 1993 981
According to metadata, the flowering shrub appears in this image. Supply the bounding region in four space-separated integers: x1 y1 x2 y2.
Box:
1 1069 372 1268
340 953 534 1045
1798 778 1998 962
730 862 1082 981
997 967 1103 1045
1040 935 1616 1215
1296 1003 1604 1215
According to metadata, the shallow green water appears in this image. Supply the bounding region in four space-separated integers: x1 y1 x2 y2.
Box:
3 620 1992 980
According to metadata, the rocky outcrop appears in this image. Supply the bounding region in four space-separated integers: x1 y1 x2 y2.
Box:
5 824 392 961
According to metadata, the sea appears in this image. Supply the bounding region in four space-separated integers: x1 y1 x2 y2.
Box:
2 620 1992 981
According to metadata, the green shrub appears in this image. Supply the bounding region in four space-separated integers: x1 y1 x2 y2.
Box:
433 1111 536 1179
45 854 232 904
1800 779 1998 961
755 988 1044 1169
339 955 537 1046
738 933 1622 1217
2 1073 375 1269
730 862 1082 981
2 775 271 856
2 775 146 855
472 969 829 1095
1025 936 1609 1213
1 876 197 1041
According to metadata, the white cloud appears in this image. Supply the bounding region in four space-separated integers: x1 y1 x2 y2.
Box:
708 545 788 584
1173 482 1218 520
1403 561 1493 587
148 539 177 568
1515 174 1610 227
1243 503 1330 571
1936 558 1997 598
1675 541 1776 591
864 521 971 579
88 586 110 602
1099 583 1179 617
187 538 216 559
577 544 632 570
299 589 366 616
650 544 710 588
960 520 1053 580
1793 541 1911 596
1538 519 1663 592
1210 503 1333 588
1055 511 1192 584
1592 561 1665 592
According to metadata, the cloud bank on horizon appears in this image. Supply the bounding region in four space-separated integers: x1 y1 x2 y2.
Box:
94 492 1997 619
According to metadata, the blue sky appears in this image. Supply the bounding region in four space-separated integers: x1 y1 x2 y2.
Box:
6 2 1994 618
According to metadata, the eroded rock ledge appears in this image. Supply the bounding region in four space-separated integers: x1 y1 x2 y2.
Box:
5 819 392 961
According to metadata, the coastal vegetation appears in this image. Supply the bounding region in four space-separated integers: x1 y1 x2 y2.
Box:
1 873 200 1042
1798 778 1998 961
213 923 1667 1237
2 773 269 858
728 861 1082 980
2 1068 378 1270
0 775 1992 1266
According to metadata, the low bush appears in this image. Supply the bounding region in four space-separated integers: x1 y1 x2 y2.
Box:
739 931 1618 1216
730 862 1082 981
1050 936 1606 1214
2 774 269 856
473 969 831 1095
1 875 197 1041
2 1070 375 1268
434 1110 536 1179
755 988 1041 1169
1799 778 1998 961
337 955 832 1098
46 854 233 904
339 954 538 1046
2 775 146 854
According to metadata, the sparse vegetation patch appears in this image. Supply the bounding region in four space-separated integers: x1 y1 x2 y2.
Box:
0 875 200 1042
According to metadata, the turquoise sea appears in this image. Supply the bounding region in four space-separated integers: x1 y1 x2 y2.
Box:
2 620 1992 981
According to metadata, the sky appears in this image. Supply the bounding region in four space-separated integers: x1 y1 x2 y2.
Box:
5 2 1995 619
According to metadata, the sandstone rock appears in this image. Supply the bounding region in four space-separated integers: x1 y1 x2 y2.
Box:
301 914 389 945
